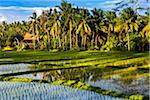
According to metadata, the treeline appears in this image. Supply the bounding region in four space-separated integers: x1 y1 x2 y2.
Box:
0 1 149 51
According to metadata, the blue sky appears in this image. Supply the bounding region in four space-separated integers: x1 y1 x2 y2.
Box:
0 0 149 23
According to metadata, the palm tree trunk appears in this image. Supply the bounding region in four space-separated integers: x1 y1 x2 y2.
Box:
32 22 36 50
54 34 57 49
127 32 130 51
65 35 67 50
73 33 75 49
70 30 72 49
47 31 50 51
76 33 78 49
36 24 40 42
84 35 87 50
95 34 98 47
62 33 65 50
91 33 94 49
141 39 144 51
58 35 61 48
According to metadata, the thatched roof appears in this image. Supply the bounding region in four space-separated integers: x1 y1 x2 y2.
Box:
24 33 36 40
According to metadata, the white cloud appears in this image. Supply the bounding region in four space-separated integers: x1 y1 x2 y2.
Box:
104 0 124 4
0 6 52 22
0 6 50 11
0 16 7 22
0 6 58 17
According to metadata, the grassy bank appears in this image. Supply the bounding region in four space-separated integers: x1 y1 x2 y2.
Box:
0 50 149 68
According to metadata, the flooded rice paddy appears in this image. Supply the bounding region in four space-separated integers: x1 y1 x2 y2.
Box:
0 82 123 100
0 63 148 97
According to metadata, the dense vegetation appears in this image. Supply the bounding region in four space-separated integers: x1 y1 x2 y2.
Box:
0 0 149 51
0 0 149 99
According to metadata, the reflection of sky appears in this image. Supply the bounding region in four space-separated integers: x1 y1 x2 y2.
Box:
0 0 149 23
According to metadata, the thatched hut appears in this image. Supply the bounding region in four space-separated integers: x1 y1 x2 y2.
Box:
23 33 36 48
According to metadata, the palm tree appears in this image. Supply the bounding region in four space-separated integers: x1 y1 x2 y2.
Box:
40 10 51 50
0 21 8 48
105 11 117 43
91 8 106 49
57 0 75 50
76 9 91 50
119 7 139 51
50 9 62 49
0 0 149 52
139 13 150 51
114 0 149 13
30 12 38 50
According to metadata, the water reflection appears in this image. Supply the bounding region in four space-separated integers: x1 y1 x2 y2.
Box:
14 67 149 96
0 63 31 74
1 82 122 100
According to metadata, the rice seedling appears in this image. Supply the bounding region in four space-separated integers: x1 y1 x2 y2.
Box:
0 51 148 100
0 82 123 100
1 75 148 100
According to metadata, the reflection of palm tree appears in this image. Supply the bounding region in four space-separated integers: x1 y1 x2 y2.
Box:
40 67 101 82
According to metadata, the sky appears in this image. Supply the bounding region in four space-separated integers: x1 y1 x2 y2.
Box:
0 0 149 23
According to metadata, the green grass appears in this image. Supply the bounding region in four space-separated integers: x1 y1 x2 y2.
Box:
0 50 149 66
0 50 149 80
0 50 149 76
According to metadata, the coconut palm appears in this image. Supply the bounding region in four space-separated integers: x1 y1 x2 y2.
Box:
118 7 139 51
91 8 106 49
57 0 76 50
0 21 8 48
30 12 38 50
139 13 150 51
49 9 62 49
0 1 149 52
39 10 50 50
105 11 117 42
76 9 91 50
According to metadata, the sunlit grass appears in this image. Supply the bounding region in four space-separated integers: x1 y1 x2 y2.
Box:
102 67 137 79
139 63 150 69
119 73 150 81
0 51 148 65
0 51 148 77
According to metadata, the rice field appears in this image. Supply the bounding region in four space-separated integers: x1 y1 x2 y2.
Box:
0 51 149 100
0 82 123 100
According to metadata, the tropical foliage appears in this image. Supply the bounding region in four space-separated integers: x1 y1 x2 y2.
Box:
0 1 149 51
